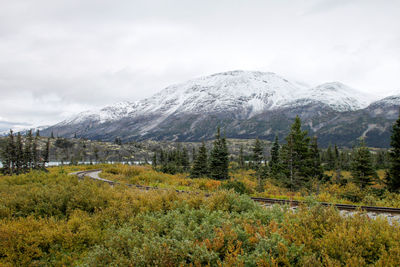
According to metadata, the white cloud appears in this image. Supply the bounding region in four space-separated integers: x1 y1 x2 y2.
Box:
0 0 399 128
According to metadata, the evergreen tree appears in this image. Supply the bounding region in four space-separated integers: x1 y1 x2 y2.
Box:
1 130 16 174
190 142 209 178
32 135 39 169
340 150 351 171
310 136 324 180
375 151 388 169
238 145 245 169
192 147 196 163
252 138 263 170
386 111 400 192
333 144 342 183
152 152 157 169
50 131 54 139
252 138 265 191
15 133 24 174
269 135 281 174
181 146 190 172
209 127 229 180
334 144 340 162
24 130 33 169
159 149 164 164
281 116 313 190
326 145 336 170
351 139 377 188
42 138 50 167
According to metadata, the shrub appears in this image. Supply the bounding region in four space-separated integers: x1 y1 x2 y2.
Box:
222 180 250 195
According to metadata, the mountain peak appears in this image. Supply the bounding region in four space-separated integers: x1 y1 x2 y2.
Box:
51 70 386 134
42 70 399 147
209 70 277 77
314 82 348 91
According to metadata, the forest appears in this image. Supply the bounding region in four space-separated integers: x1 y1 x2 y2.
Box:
1 114 400 266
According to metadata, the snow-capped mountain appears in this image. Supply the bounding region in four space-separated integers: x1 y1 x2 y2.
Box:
0 125 50 136
57 70 373 123
307 82 375 111
42 70 400 147
366 94 400 120
60 101 135 125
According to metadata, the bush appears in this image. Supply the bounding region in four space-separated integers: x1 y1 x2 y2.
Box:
222 180 251 195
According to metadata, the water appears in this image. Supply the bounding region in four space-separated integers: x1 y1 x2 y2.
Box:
47 161 150 166
0 161 150 168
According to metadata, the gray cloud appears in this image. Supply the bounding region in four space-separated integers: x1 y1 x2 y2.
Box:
0 120 31 133
0 0 399 129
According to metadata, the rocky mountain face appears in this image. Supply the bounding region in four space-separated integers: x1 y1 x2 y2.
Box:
41 71 399 147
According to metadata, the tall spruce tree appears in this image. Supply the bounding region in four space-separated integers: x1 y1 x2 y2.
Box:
24 130 33 169
333 144 342 183
190 142 209 178
152 152 157 169
310 136 324 180
252 138 263 170
42 138 50 167
270 135 281 174
334 144 340 162
15 133 24 174
1 130 15 174
351 139 377 188
386 111 400 192
32 134 39 169
209 127 229 180
192 147 196 163
181 146 190 172
252 138 265 192
326 145 336 170
238 145 245 169
281 116 313 190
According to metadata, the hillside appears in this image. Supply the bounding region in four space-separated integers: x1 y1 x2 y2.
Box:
41 70 398 147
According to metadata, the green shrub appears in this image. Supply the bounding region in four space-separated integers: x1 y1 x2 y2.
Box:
222 180 251 195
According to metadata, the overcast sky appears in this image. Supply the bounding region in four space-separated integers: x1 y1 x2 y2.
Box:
1 0 400 131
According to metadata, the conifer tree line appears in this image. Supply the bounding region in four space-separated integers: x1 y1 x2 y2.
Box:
0 130 50 175
238 116 389 191
2 111 400 192
386 109 400 192
150 114 400 191
152 127 230 180
319 144 389 172
152 144 190 174
189 127 229 180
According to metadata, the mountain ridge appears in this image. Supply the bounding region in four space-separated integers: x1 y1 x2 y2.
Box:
42 70 399 147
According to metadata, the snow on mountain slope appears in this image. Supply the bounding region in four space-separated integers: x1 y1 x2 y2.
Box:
56 70 378 127
58 101 135 125
306 82 376 111
129 70 310 118
370 94 400 107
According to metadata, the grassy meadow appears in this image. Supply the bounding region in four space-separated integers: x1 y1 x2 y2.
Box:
100 164 400 208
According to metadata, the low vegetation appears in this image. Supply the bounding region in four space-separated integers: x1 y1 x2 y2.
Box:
1 168 400 266
100 164 400 207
